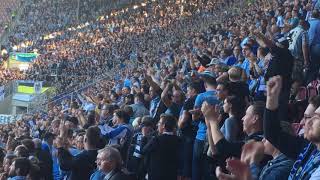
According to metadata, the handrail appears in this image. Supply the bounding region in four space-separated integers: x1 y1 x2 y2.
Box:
27 68 116 113
52 68 115 100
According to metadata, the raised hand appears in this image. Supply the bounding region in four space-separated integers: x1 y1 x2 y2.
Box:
266 75 282 110
266 75 282 98
59 121 68 137
54 136 68 149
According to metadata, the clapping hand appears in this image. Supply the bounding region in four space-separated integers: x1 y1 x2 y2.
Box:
216 158 252 180
215 141 263 180
241 141 264 165
201 101 220 121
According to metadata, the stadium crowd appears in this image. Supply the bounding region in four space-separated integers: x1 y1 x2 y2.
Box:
0 0 21 36
0 0 320 180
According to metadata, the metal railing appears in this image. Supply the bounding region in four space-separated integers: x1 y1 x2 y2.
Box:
27 68 116 113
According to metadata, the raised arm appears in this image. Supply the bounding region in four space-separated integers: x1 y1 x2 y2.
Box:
76 110 87 128
161 82 173 108
264 76 308 159
144 69 161 92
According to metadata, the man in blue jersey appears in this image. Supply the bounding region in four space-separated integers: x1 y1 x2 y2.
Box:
101 109 133 165
306 10 320 83
190 70 220 180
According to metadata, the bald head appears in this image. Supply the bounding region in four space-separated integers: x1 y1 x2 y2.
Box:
228 67 242 82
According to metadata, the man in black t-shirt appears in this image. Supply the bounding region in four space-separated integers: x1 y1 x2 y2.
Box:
179 82 201 138
255 32 293 121
227 67 250 105
177 82 201 179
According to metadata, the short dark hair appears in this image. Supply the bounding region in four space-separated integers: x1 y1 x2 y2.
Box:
141 85 150 94
7 139 19 152
142 116 153 124
160 114 177 132
243 43 253 51
85 126 101 147
14 158 31 176
15 145 29 158
226 96 246 118
134 92 145 103
125 94 134 104
102 104 114 112
114 109 130 123
141 118 154 127
123 105 133 118
312 9 320 19
67 116 79 126
223 48 233 56
21 139 35 154
251 101 266 121
203 77 217 87
218 82 231 93
87 111 96 126
188 81 202 94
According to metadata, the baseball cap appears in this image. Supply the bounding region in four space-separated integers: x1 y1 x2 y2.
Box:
199 70 217 79
206 57 221 67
